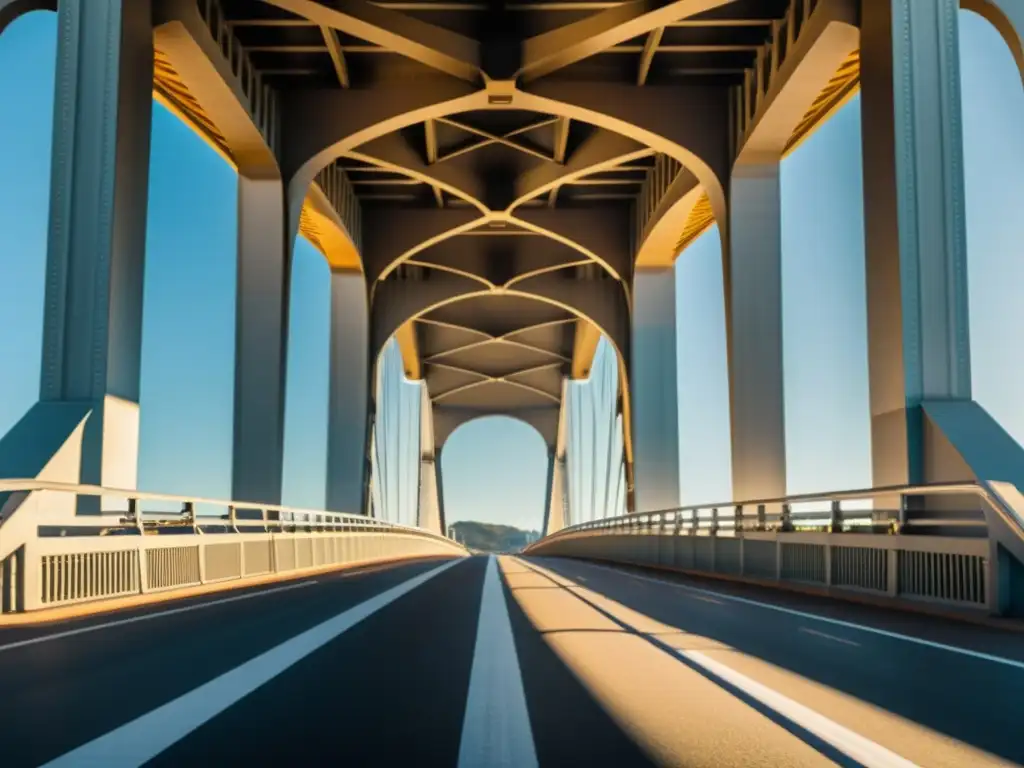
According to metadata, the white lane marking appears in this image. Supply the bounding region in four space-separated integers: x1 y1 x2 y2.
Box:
799 627 861 647
41 558 464 768
0 580 319 654
458 556 538 768
681 649 919 767
686 593 724 605
577 561 1024 671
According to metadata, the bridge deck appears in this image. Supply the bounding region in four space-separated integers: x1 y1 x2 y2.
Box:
1 556 1021 767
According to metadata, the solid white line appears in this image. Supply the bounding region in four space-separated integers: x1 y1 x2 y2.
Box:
0 580 319 654
799 627 861 647
457 556 538 768
41 558 464 768
578 561 1024 671
681 649 919 768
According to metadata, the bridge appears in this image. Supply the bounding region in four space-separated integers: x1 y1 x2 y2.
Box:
1 0 1023 764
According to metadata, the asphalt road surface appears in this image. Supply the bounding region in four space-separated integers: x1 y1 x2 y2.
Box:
1 554 1022 767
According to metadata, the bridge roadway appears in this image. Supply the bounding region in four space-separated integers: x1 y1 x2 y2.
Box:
1 556 1022 767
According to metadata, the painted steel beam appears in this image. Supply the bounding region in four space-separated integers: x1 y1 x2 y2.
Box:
261 0 481 82
519 0 735 81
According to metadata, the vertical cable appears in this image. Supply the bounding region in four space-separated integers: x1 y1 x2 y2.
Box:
600 354 618 519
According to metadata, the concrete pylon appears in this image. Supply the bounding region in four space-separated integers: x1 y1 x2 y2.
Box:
231 176 295 506
0 0 154 510
860 0 1024 609
416 383 443 535
543 377 570 535
727 162 786 503
631 269 681 513
860 0 972 489
326 271 371 515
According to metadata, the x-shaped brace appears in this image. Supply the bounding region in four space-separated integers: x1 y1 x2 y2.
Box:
434 116 562 165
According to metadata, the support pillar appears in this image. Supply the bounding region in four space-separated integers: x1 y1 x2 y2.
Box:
544 454 568 536
326 271 371 514
0 0 154 502
544 377 570 535
631 269 680 512
860 0 971 488
435 450 447 533
416 384 443 534
727 163 786 502
231 176 293 505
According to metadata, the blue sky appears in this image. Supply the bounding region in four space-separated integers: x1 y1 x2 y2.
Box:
0 10 1021 532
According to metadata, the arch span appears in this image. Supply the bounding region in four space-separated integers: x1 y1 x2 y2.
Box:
0 0 53 37
962 0 1024 87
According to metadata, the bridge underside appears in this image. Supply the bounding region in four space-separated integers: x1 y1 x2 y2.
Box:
2 0 1024 554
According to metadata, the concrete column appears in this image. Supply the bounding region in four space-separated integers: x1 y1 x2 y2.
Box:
416 383 442 534
631 269 680 512
326 271 371 514
544 377 570 534
544 453 568 535
0 0 154 498
231 176 292 505
727 163 786 502
435 449 447 533
860 0 971 487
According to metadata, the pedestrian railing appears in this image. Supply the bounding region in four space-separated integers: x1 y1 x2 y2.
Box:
0 480 465 614
527 482 1024 617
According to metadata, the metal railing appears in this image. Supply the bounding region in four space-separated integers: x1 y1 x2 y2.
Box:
528 482 1024 616
0 480 464 614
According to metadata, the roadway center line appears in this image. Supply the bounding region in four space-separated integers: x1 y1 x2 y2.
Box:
40 558 465 768
0 579 319 654
576 561 1024 671
458 556 538 768
799 627 861 647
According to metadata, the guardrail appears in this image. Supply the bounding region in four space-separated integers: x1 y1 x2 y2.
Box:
0 480 465 614
527 482 1024 617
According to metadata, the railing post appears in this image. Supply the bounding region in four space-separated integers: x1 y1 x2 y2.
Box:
183 501 196 534
829 499 843 533
229 504 238 533
886 544 899 597
757 503 767 531
780 503 793 532
19 542 40 612
897 494 908 533
710 507 719 536
127 497 139 532
734 504 744 536
137 533 150 595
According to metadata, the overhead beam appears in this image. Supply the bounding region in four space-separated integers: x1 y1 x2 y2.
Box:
320 25 351 88
424 118 444 207
519 0 735 81
512 128 652 210
637 26 664 85
260 0 482 82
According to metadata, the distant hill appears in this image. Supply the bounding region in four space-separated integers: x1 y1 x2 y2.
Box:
449 521 540 553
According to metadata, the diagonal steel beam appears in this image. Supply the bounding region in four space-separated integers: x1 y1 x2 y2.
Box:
260 0 481 82
637 26 663 85
548 116 571 207
519 0 734 81
436 116 559 163
320 25 350 87
423 118 445 207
